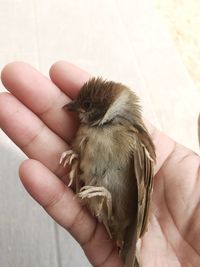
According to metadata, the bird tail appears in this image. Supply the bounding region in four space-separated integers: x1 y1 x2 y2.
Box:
120 223 139 267
124 250 141 267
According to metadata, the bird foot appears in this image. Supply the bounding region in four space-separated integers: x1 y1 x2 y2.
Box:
78 186 112 219
60 150 78 187
59 149 78 167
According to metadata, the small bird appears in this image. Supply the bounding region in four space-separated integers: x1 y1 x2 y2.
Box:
60 78 156 267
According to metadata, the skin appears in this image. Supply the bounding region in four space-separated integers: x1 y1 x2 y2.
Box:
0 61 200 267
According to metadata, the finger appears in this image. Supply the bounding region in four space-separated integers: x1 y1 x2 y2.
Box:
1 62 78 142
49 61 91 99
0 92 68 177
19 159 123 267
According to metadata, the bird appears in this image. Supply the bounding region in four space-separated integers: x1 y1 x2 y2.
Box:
60 77 156 267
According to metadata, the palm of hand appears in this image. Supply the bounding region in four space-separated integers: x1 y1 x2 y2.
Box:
0 62 199 267
141 140 200 266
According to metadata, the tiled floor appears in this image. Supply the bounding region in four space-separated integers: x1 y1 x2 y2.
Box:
0 1 199 267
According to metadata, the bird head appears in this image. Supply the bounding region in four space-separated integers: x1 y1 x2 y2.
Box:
64 77 141 126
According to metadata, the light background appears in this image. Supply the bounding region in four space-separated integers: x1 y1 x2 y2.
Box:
0 1 199 267
154 0 200 91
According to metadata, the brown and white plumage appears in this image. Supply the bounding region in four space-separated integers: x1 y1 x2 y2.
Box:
61 78 156 267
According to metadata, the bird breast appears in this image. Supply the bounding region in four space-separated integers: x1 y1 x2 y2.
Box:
74 123 138 219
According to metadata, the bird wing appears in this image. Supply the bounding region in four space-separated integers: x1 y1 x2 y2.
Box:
131 123 155 238
122 123 155 267
134 139 154 237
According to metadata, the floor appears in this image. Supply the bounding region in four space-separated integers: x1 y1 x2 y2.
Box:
0 1 199 267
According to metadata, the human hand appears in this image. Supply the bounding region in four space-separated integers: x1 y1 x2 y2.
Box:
0 62 199 267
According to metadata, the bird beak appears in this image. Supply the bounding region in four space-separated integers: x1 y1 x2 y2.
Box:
63 101 78 112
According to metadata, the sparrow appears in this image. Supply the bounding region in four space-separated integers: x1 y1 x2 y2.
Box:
60 78 156 267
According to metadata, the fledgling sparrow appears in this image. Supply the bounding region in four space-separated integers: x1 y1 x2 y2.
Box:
60 78 156 267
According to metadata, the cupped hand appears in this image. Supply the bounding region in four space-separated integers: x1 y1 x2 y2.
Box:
0 62 199 267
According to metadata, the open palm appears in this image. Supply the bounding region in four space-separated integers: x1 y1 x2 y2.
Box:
0 62 199 267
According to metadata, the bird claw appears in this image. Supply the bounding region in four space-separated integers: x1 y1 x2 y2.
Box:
59 150 78 167
60 150 78 187
67 163 78 187
77 186 112 219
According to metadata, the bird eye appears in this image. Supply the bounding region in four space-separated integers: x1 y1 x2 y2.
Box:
82 100 91 110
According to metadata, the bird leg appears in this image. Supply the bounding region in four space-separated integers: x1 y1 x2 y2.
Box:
77 186 112 219
68 160 79 188
60 150 78 187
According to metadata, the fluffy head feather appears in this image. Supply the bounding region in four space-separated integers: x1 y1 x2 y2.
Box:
65 77 142 126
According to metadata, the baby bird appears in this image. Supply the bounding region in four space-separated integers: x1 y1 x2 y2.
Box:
60 78 156 267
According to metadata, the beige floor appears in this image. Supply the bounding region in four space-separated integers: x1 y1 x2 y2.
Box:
154 0 200 91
